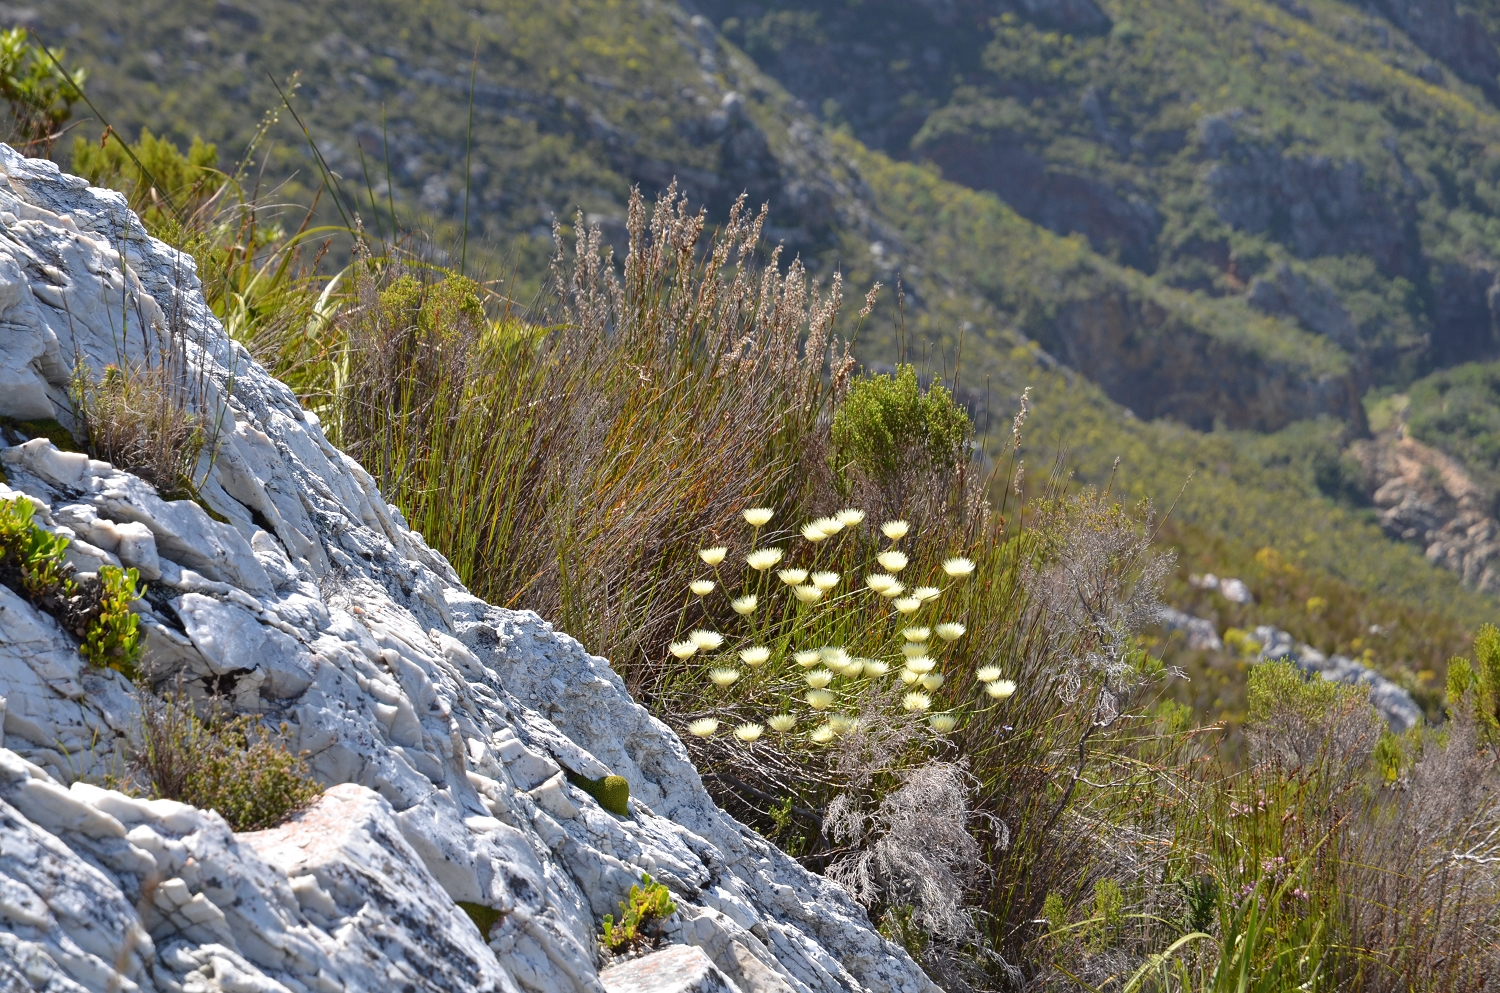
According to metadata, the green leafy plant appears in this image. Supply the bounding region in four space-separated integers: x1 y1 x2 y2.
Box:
567 773 631 816
1446 623 1500 746
1179 873 1218 937
0 28 84 157
831 363 971 499
600 873 676 953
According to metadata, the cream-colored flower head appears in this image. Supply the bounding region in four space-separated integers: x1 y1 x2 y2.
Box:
777 568 808 586
985 679 1017 700
861 659 891 677
689 629 724 650
942 556 975 578
739 645 770 666
809 722 836 743
877 550 909 573
743 507 774 527
800 522 830 543
935 622 966 642
835 509 865 526
902 642 930 659
878 581 906 599
805 688 835 710
900 668 920 684
903 626 931 642
794 649 822 668
919 672 945 691
734 722 763 742
708 667 740 688
812 516 843 536
768 714 797 732
866 573 898 594
902 691 932 712
928 713 958 732
792 584 824 604
731 594 758 615
746 548 784 571
669 640 698 659
893 597 921 615
881 520 910 541
687 717 719 737
828 714 858 734
811 570 840 590
913 586 941 602
690 579 715 596
699 546 727 566
904 656 935 674
976 665 1002 683
805 669 835 689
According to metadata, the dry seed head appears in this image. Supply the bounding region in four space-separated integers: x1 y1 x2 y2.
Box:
689 629 724 650
835 508 866 526
699 546 728 566
903 626 931 642
793 650 822 668
920 672 945 691
935 623 966 642
984 679 1017 700
690 579 715 596
778 568 809 586
687 717 719 737
805 669 835 689
805 689 835 710
866 573 898 594
942 556 976 578
734 723 764 742
743 507 774 527
746 548 784 571
768 714 797 732
877 550 909 572
739 645 770 666
894 597 921 615
902 691 932 712
881 520 910 541
913 586 941 602
801 523 830 543
905 656 936 674
792 584 824 604
929 713 958 733
708 667 741 688
731 594 758 615
975 665 1001 682
811 571 840 590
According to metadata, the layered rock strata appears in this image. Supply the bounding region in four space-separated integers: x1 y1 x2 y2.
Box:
0 145 935 993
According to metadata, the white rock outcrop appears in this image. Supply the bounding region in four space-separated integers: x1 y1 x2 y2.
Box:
0 144 937 993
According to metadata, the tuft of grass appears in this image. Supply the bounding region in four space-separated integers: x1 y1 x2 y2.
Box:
70 362 207 501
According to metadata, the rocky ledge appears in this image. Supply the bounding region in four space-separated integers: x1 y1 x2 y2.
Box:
0 144 935 993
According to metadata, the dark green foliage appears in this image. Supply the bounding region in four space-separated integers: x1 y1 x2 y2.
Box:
457 901 505 938
1405 361 1500 498
1179 873 1218 936
601 873 676 953
567 773 631 816
0 416 83 453
78 565 145 674
71 126 223 226
831 363 971 489
0 28 84 156
1446 623 1500 743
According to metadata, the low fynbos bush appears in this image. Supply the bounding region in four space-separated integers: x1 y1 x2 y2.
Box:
601 873 676 953
135 695 320 832
70 362 208 501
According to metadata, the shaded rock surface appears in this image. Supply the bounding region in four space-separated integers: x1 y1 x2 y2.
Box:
0 145 936 993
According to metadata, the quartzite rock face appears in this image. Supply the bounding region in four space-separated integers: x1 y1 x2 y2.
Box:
0 144 938 993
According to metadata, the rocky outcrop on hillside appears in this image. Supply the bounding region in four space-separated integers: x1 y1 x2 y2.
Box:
0 146 937 992
1353 428 1500 594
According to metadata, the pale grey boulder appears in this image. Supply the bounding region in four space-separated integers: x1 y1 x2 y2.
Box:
0 143 937 993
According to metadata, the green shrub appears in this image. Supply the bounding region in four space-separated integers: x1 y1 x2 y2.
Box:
567 773 630 816
1445 623 1500 744
831 363 971 495
600 873 676 953
0 28 84 157
71 126 223 226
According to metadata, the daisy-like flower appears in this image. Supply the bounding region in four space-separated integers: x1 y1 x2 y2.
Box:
746 548 784 571
878 581 906 599
800 522 830 543
835 508 866 526
913 586 941 602
919 672 945 691
975 665 1002 683
810 571 840 590
805 689 835 710
743 507 774 527
893 597 921 615
777 568 809 586
942 556 976 578
805 669 835 688
794 650 822 668
877 550 909 573
792 584 824 604
669 640 698 659
690 579 715 596
935 622 966 642
708 667 741 688
699 546 727 566
768 714 797 732
902 642 930 659
689 629 724 650
866 573 899 594
928 713 958 733
828 714 858 735
902 691 932 712
739 645 770 666
842 658 868 677
900 669 921 685
688 717 719 737
812 516 843 535
904 656 935 674
809 722 836 743
862 659 891 677
984 679 1017 700
734 723 764 742
903 626 931 642
881 520 911 541
731 594 758 615
820 646 852 666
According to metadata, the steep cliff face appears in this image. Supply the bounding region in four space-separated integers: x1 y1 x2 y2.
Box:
0 147 935 993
